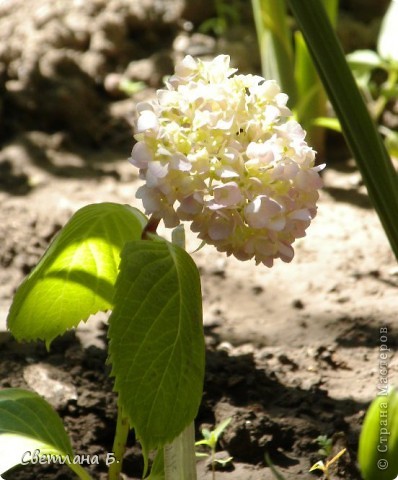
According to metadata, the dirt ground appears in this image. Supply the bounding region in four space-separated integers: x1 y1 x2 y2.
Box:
1 1 398 479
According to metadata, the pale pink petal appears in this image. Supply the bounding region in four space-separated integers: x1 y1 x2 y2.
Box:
130 142 151 169
313 163 326 172
217 166 240 179
244 196 283 229
295 169 323 191
278 242 294 262
178 195 203 215
170 153 192 172
267 217 286 231
146 161 168 187
136 186 161 212
136 110 159 133
174 55 197 78
264 105 281 123
208 213 235 240
209 182 242 209
246 142 274 164
288 209 312 221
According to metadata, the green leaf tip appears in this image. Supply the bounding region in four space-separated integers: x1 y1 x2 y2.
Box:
358 387 398 480
7 203 147 345
108 239 205 457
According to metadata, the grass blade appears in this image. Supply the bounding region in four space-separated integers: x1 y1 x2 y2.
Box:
287 0 398 260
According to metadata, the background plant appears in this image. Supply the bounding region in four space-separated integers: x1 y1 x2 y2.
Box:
199 0 241 36
195 417 233 479
251 0 338 158
347 0 398 157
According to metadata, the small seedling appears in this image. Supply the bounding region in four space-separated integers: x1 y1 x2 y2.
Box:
309 447 346 479
316 435 333 458
196 418 233 479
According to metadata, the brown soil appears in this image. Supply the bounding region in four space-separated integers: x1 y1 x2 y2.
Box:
1 1 397 479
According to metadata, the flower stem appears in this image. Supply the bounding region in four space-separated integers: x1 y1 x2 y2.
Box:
108 404 130 480
163 225 198 480
164 422 197 480
142 215 160 239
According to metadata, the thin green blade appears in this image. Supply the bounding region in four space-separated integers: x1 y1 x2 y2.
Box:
108 240 205 457
287 0 398 261
7 203 146 344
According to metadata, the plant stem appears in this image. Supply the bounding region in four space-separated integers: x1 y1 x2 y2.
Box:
163 225 198 480
109 404 130 480
164 422 197 480
373 69 398 121
68 462 95 480
211 447 216 480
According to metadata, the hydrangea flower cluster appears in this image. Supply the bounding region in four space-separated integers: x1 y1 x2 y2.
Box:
130 55 323 267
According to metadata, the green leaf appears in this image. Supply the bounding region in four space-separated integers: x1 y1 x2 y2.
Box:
0 388 91 478
287 0 398 262
108 240 205 458
294 30 326 154
312 116 342 133
7 203 146 345
212 417 232 443
251 0 297 105
382 127 398 158
377 0 398 63
146 449 164 480
293 0 336 156
346 50 386 71
358 387 398 480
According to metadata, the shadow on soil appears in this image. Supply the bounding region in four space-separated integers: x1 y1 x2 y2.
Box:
0 323 365 479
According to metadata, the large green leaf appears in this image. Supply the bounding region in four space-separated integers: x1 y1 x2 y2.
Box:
108 240 205 458
0 388 91 479
7 203 146 345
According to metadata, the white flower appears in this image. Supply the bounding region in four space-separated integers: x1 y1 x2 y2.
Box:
130 55 323 266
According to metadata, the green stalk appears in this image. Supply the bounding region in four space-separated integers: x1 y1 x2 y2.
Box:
108 404 130 480
287 0 398 261
164 422 197 480
163 225 197 480
68 462 95 480
251 0 296 105
373 68 398 121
